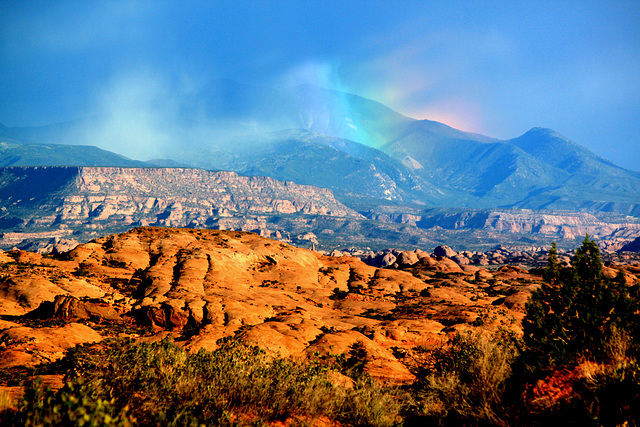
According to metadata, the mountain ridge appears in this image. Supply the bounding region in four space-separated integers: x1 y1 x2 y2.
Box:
0 81 638 218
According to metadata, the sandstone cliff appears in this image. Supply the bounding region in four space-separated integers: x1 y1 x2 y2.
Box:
0 166 362 249
367 208 640 247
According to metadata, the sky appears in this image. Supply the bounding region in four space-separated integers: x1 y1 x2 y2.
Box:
1 0 639 169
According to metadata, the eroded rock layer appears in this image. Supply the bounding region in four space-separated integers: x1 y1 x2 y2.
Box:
0 166 361 249
1 227 638 386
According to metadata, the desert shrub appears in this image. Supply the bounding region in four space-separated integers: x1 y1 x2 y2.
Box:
411 329 519 426
330 287 348 300
3 378 135 426
6 338 402 426
338 375 402 427
344 341 368 378
0 389 13 413
571 327 640 424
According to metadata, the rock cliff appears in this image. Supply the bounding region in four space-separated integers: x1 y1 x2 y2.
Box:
0 166 361 249
367 208 640 247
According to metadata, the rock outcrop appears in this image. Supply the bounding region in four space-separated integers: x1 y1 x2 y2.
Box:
0 166 362 250
620 236 640 252
0 226 638 388
0 226 580 383
367 208 640 246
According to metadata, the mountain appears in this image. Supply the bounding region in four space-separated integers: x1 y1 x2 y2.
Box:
172 128 449 207
1 82 639 216
507 127 632 176
378 120 640 214
0 140 150 167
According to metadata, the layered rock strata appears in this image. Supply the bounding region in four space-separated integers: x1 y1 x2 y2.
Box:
0 166 362 249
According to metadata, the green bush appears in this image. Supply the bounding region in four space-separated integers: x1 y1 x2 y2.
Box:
518 236 640 423
522 237 640 372
3 378 135 426
5 338 401 426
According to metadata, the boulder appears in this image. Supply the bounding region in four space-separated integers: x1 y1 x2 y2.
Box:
53 295 122 321
141 300 190 330
434 245 457 258
396 251 419 266
452 254 470 265
379 252 397 267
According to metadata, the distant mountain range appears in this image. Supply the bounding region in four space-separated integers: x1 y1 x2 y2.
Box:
1 82 639 217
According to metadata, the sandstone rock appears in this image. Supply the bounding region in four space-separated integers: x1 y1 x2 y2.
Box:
2 226 624 386
380 252 397 267
434 245 457 258
0 277 69 316
0 323 102 368
414 249 430 259
416 256 463 273
305 330 415 384
452 254 470 265
141 300 190 330
53 295 122 321
476 255 490 266
503 290 535 311
396 251 420 266
238 319 324 358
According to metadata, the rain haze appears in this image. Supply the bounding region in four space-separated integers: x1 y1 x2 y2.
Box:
1 0 639 169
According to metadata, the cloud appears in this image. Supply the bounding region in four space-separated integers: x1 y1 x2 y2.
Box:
76 66 283 162
277 60 346 92
74 66 228 161
79 68 174 160
346 25 516 135
2 2 151 56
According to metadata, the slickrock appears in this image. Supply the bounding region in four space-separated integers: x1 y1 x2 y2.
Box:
1 226 637 386
433 245 457 258
305 330 416 384
0 323 102 368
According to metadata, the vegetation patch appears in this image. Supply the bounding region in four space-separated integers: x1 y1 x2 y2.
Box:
2 338 402 426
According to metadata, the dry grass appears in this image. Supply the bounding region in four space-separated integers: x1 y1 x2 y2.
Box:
412 330 518 426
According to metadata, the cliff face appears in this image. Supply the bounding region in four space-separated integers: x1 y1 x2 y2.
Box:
367 208 640 244
0 166 362 249
1 166 639 253
65 167 360 221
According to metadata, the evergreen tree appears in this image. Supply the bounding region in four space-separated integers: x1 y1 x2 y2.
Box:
542 242 560 285
522 235 639 372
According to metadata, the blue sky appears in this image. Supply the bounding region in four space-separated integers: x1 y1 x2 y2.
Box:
1 0 639 169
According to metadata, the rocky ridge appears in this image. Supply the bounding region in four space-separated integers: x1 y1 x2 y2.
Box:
366 208 640 245
2 166 640 255
0 227 538 381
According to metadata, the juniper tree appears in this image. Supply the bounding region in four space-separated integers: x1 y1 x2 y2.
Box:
522 235 639 372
